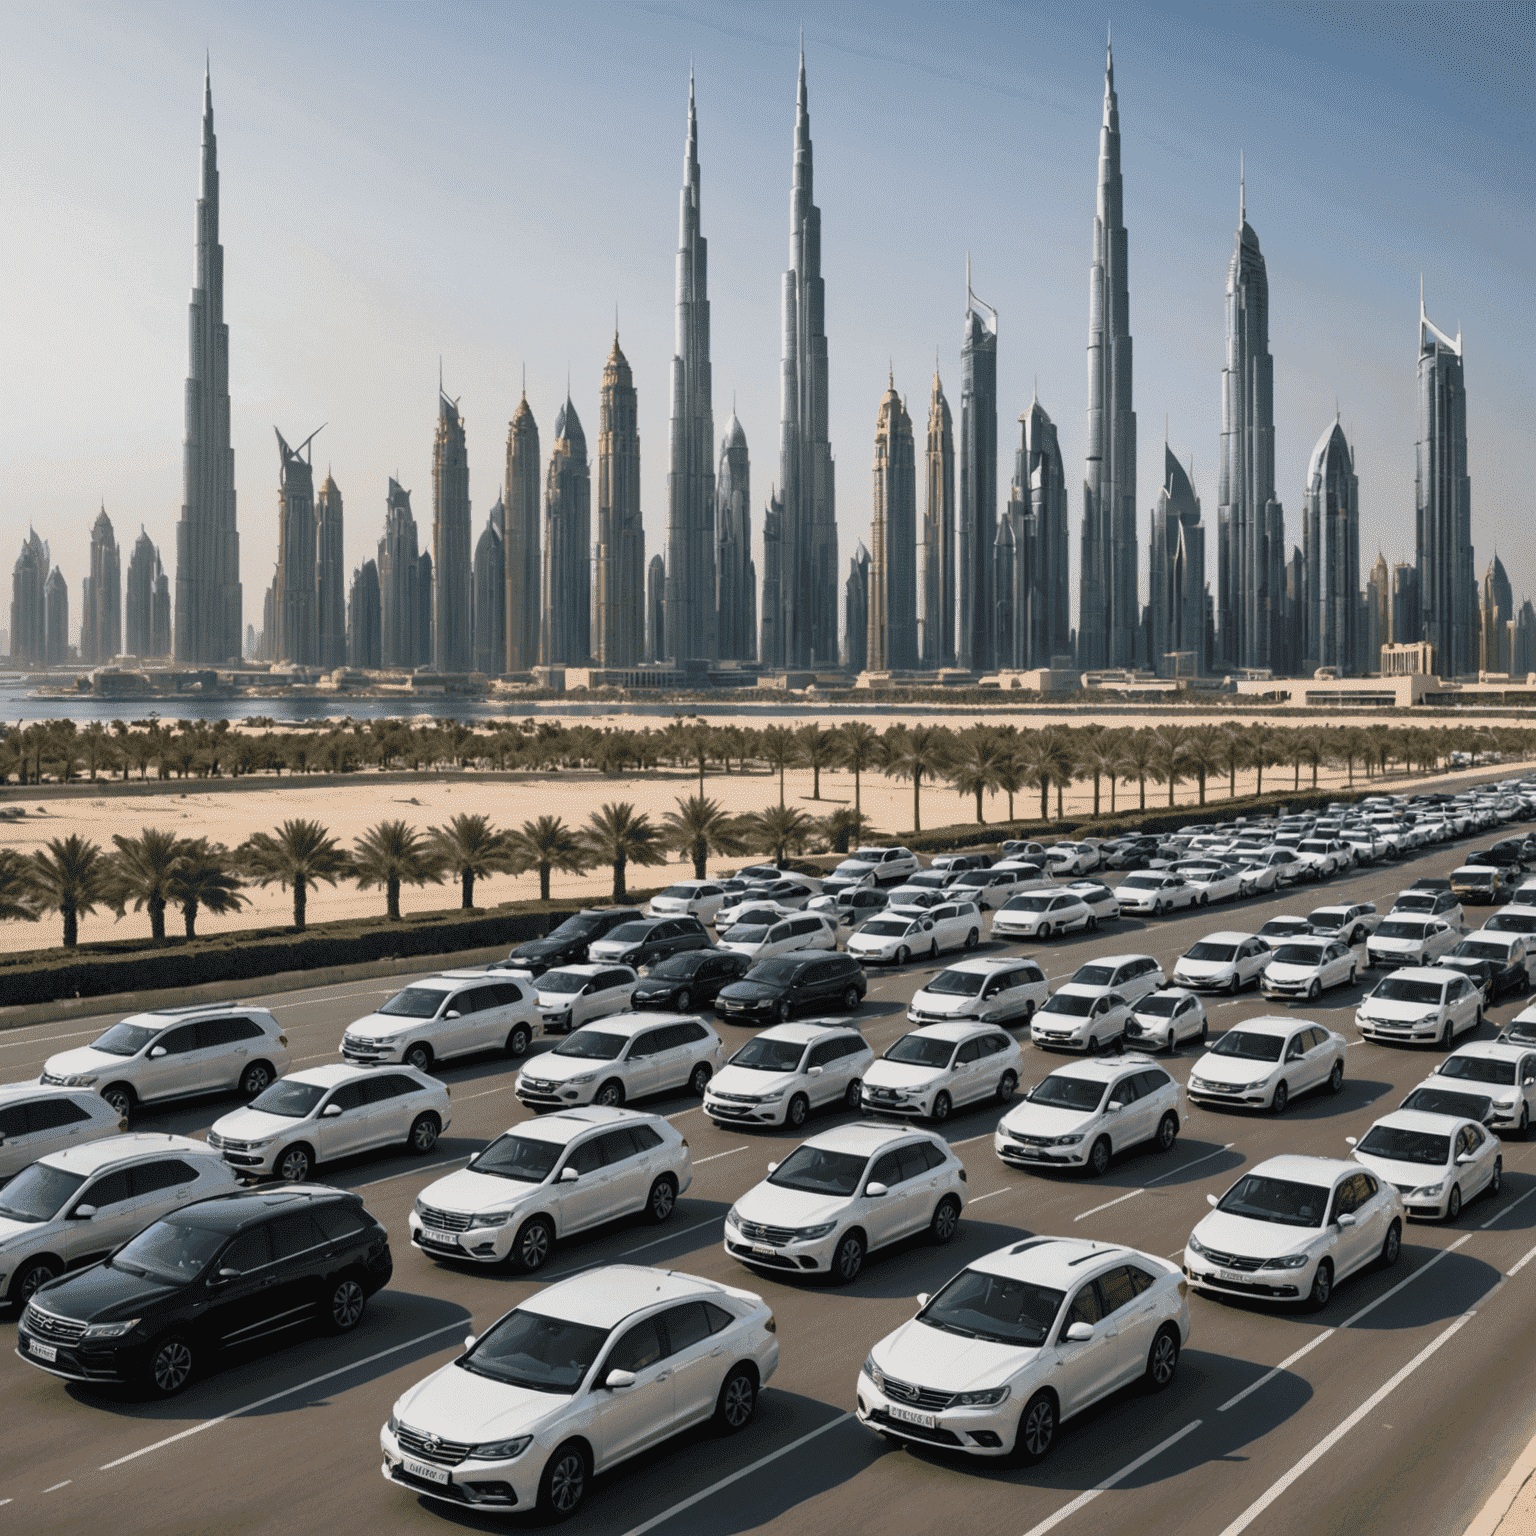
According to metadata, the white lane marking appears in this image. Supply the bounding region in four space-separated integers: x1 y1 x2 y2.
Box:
353 1155 469 1189
1214 1310 1477 1536
968 1187 1012 1202
1509 1236 1536 1277
1481 1180 1536 1230
268 987 397 1010
457 1083 517 1101
692 1146 748 1165
294 1053 335 1063
1217 1331 1336 1414
1018 1418 1204 1536
951 1130 998 1146
538 1216 725 1285
666 1106 704 1120
619 1411 856 1536
43 1481 70 1493
99 1321 467 1469
1075 1189 1143 1222
0 1026 101 1050
1144 1142 1236 1188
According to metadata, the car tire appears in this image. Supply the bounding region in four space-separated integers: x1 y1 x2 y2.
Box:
536 1440 590 1522
325 1275 367 1333
404 1043 432 1073
777 1001 793 1024
1200 1016 1210 1044
10 1257 59 1307
1271 1080 1290 1114
965 927 980 949
841 985 862 1012
277 1144 313 1182
1440 1018 1454 1050
1011 1391 1057 1465
145 1333 196 1397
689 1062 712 1096
239 1061 274 1100
408 1114 440 1155
895 946 910 967
596 1079 625 1107
1306 980 1321 1002
1156 1112 1178 1153
714 1366 758 1433
1306 1259 1334 1311
929 940 940 960
1446 1184 1462 1222
1379 1219 1402 1269
1489 1158 1503 1200
930 1195 962 1245
1519 1104 1531 1141
1087 913 1100 933
845 1079 863 1110
103 1083 135 1123
996 1071 1018 1104
831 1230 865 1285
1348 967 1357 987
646 1175 677 1224
1145 1325 1180 1392
671 988 693 1014
930 1091 952 1124
1199 892 1210 907
1227 973 1242 996
512 1215 554 1272
1087 1136 1111 1177
787 1093 810 1129
1153 901 1164 917
504 1024 532 1058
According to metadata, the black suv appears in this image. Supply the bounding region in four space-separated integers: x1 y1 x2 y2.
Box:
715 952 867 1024
17 1186 392 1397
1434 937 1532 1002
499 908 642 976
631 949 751 1012
590 916 712 969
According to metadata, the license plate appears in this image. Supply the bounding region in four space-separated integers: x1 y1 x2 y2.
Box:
1012 1148 1043 1159
752 1243 780 1256
1216 1268 1250 1284
402 1458 450 1486
27 1340 57 1362
887 1404 937 1429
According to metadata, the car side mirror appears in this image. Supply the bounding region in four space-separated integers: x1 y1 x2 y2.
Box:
1345 1136 1358 1146
463 1334 477 1351
560 1166 581 1182
865 1181 889 1198
322 1103 343 1117
148 1046 167 1059
807 1065 823 1077
208 1266 240 1286
1064 1322 1095 1343
1107 1101 1123 1113
1336 1212 1357 1228
605 1369 637 1391
445 1010 461 1020
1456 1153 1475 1165
70 1203 98 1220
915 1293 931 1308
1206 1193 1219 1208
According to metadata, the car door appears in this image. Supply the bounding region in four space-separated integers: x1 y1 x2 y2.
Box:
622 1027 668 1099
1460 1123 1498 1198
658 1300 734 1426
1052 1280 1120 1411
60 1166 138 1267
316 1079 375 1160
803 1038 845 1108
436 987 482 1057
647 1023 696 1094
259 1210 331 1338
1328 1174 1375 1276
360 1072 417 1148
0 1100 47 1182
949 1037 986 1105
1098 1264 1161 1388
861 1148 912 1250
1518 1054 1536 1120
191 1017 251 1092
141 1022 206 1101
1104 1071 1144 1150
596 1127 654 1219
593 1314 676 1465
203 1223 283 1351
556 1132 621 1232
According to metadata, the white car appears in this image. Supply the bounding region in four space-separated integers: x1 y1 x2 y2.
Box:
1258 914 1313 945
0 1087 123 1185
1355 967 1483 1047
1125 989 1209 1052
1063 881 1122 923
342 971 541 1070
1249 846 1313 885
1487 905 1536 940
724 1123 967 1283
206 1063 451 1182
1172 932 1272 994
515 1014 725 1111
948 867 1040 909
1030 987 1132 1054
1170 862 1244 904
1184 1155 1404 1308
1044 841 1100 875
1235 857 1282 894
861 1023 1024 1122
995 1056 1183 1175
720 910 837 961
647 880 730 923
857 1235 1190 1463
704 1022 873 1129
409 1107 692 1271
807 887 890 927
1367 916 1462 970
714 899 796 934
41 1004 292 1123
1112 871 1200 916
990 890 1094 941
381 1265 778 1519
835 846 920 885
1307 903 1378 944
1260 937 1360 1002
1187 1017 1347 1112
846 903 979 965
0 1134 238 1306
1296 838 1352 876
1347 1110 1501 1220
535 964 639 1035
1391 889 1465 927
907 956 1049 1027
1064 954 1165 1005
1415 1042 1536 1138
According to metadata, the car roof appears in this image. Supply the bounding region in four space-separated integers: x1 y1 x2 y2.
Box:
165 1184 360 1233
930 955 1025 975
540 962 626 978
755 1020 864 1045
1191 931 1255 946
1075 954 1154 968
509 1106 665 1145
1445 1041 1531 1061
0 1083 103 1104
970 1236 1153 1287
42 1133 218 1174
569 1012 710 1038
121 1004 270 1027
802 1121 940 1155
1384 966 1454 983
1367 1109 1472 1137
905 1020 1000 1042
522 1265 729 1330
1039 1052 1166 1082
1053 983 1120 1000
279 1063 427 1090
1248 1153 1356 1183
1224 1016 1317 1038
1136 987 1198 1004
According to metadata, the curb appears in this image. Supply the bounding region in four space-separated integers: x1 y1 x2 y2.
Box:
1465 1432 1536 1536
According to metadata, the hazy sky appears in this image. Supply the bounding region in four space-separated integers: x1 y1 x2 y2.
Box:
3 1 1532 647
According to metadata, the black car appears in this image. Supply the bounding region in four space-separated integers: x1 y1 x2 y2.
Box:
1470 845 1528 873
630 949 751 1011
589 915 713 969
1434 937 1533 1003
715 952 867 1024
1408 877 1454 894
499 908 644 976
17 1186 392 1397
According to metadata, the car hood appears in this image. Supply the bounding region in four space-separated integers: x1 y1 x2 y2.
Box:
211 1106 313 1141
346 1012 417 1042
872 1318 1031 1393
1191 1052 1278 1086
418 1167 540 1214
1359 997 1438 1022
710 1064 799 1097
31 1260 180 1322
522 1054 622 1084
848 932 903 951
998 1103 1093 1138
1371 935 1429 951
1174 958 1236 978
42 1046 126 1078
631 977 687 998
864 1061 944 1092
507 936 577 961
0 1213 57 1248
586 939 636 959
1437 957 1497 977
394 1360 569 1443
734 1183 848 1229
1190 1211 1321 1261
1351 1151 1447 1189
718 981 785 1001
908 992 976 1017
1265 961 1324 982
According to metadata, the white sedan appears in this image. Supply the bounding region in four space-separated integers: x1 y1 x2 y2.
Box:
1355 967 1483 1047
1124 989 1208 1052
1030 987 1132 1054
1063 881 1122 923
1348 1110 1501 1220
1172 932 1272 994
1260 937 1360 1003
1187 1018 1347 1113
989 890 1093 941
845 902 981 965
1113 871 1201 916
1368 917 1462 970
1170 862 1244 904
1045 841 1101 875
703 1022 873 1129
647 880 730 922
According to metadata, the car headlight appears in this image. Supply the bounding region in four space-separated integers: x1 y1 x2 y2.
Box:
81 1318 140 1339
1188 1076 1211 1091
386 1411 400 1434
1241 1079 1271 1092
1049 1133 1084 1146
726 1204 742 1228
793 1221 838 1241
754 1088 788 1102
863 1353 885 1390
1186 1233 1208 1256
1419 1011 1442 1026
953 1385 1011 1407
468 1212 513 1229
1260 1253 1311 1270
59 1073 98 1087
1416 1180 1447 1197
566 1073 597 1085
471 1435 533 1460
1496 1094 1518 1107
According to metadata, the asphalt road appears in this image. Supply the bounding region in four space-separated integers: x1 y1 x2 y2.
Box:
3 830 1536 1536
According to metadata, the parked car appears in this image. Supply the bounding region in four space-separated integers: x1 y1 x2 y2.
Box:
906 956 1049 1027
1347 1110 1500 1220
1172 932 1271 994
720 910 838 962
647 881 732 923
861 1024 1024 1122
342 972 540 1070
514 1014 725 1111
1170 863 1244 905
714 952 868 1024
807 887 890 927
948 866 1043 910
1187 1018 1347 1112
1308 903 1378 945
1044 841 1101 876
498 908 644 976
535 965 640 1035
833 847 920 885
929 851 993 872
1260 937 1360 1003
1432 931 1535 1003
1355 966 1483 1047
1257 915 1313 944
1413 1042 1536 1138
846 902 981 964
703 1022 873 1129
1064 953 1165 1005
1486 905 1536 939
1391 888 1465 927
1125 989 1209 1052
1295 838 1353 877
0 1087 124 1186
1112 871 1200 916
1063 881 1123 923
587 915 713 968
1030 988 1132 1055
1450 865 1514 906
1367 917 1462 970
629 950 751 1013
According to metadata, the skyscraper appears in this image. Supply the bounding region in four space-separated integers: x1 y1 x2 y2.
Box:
596 336 646 666
174 65 241 664
1302 418 1360 675
994 516 1016 669
1391 561 1421 646
1079 39 1138 671
378 478 422 670
44 566 68 665
958 273 997 672
716 413 756 661
81 507 121 664
347 560 381 670
273 428 319 665
1416 287 1473 677
921 370 954 668
765 45 837 669
868 377 917 671
473 502 505 676
1481 554 1513 673
316 473 346 669
664 77 717 664
1146 447 1207 677
1512 600 1536 676
1366 553 1391 672
844 543 870 674
1217 166 1286 671
646 554 666 663
417 549 434 665
541 396 591 666
504 391 541 673
9 531 47 664
1000 390 1071 671
126 528 165 659
433 388 472 672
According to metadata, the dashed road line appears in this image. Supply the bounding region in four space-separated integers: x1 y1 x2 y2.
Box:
353 1155 469 1189
692 1146 748 1165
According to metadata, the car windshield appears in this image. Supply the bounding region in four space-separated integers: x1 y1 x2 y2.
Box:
547 914 609 941
747 958 811 985
920 1268 1064 1347
1308 910 1349 928
1372 977 1445 1004
860 919 912 937
89 1022 160 1057
1454 941 1509 961
1071 964 1116 986
727 909 784 929
379 987 446 1019
954 871 991 885
767 1145 868 1196
469 1133 562 1182
248 1080 327 1119
0 1164 86 1223
109 1219 226 1282
834 861 870 875
1184 942 1236 962
1137 995 1181 1017
885 1034 955 1068
1211 1031 1285 1061
551 1031 627 1061
657 886 702 901
728 925 772 942
647 953 708 979
539 971 590 995
1440 1056 1517 1086
459 1308 610 1394
1043 993 1095 1017
923 970 985 997
1121 875 1163 889
1028 1075 1106 1111
1217 1174 1329 1227
728 1037 804 1072
1457 872 1497 886
1357 1126 1450 1166
1005 896 1053 913
1377 921 1431 940
605 923 654 943
1273 944 1327 965
1394 896 1435 913
1259 921 1308 937
1402 1087 1493 1120
1489 914 1536 934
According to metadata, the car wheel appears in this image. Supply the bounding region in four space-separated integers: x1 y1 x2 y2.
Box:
930 1091 952 1124
1153 901 1164 917
10 1257 58 1307
896 945 910 967
146 1334 196 1397
1306 980 1321 1002
404 1043 432 1072
504 1023 531 1058
776 1001 793 1023
1271 1080 1290 1114
964 927 980 949
1489 1158 1503 1199
512 1216 554 1272
1327 1060 1346 1095
1445 1184 1463 1222
841 985 862 1012
277 1144 313 1182
929 940 940 960
1306 1260 1334 1311
845 1079 863 1110
1227 972 1242 996
1519 1104 1531 1141
1200 1016 1210 1044
996 1070 1018 1104
1087 1136 1112 1177
1199 892 1210 907
1440 1018 1454 1049
787 1093 810 1129
1012 1391 1057 1465
596 1079 625 1107
831 1230 865 1285
537 1440 590 1522
325 1275 367 1333
714 1366 758 1433
646 1175 677 1224
1145 1325 1180 1392
239 1061 273 1099
1156 1111 1178 1153
1348 967 1357 987
675 989 693 1012
930 1195 962 1245
1086 913 1100 933
103 1083 135 1122
1379 1219 1402 1269
689 1062 712 1096
408 1114 439 1155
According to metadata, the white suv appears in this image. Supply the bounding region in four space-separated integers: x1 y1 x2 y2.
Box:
1063 954 1165 1005
846 902 980 965
720 910 837 961
1355 967 1482 1047
1030 987 1132 1054
861 1024 1023 1122
704 1022 874 1130
725 1123 967 1284
907 957 1049 1027
410 1107 691 1272
0 1087 123 1185
41 1005 291 1123
1172 932 1271 994
534 964 638 1036
515 1014 725 1111
342 971 541 1070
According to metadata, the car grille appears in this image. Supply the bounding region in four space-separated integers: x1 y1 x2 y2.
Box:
1005 1132 1053 1147
342 1034 388 1055
878 1374 957 1411
711 1091 762 1104
1196 1246 1263 1271
867 1409 963 1445
416 1204 472 1233
207 1133 255 1152
735 1219 797 1245
396 1424 473 1468
22 1303 87 1343
865 1086 902 1102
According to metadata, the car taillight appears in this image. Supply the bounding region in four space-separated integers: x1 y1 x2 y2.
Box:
680 1138 689 1149
278 1034 289 1047
764 1315 777 1334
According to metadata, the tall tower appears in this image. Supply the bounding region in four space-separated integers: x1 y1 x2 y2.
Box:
174 64 241 663
504 391 541 673
473 503 505 675
664 76 717 664
921 369 954 669
646 554 666 663
126 529 161 659
958 267 997 672
347 559 381 670
1002 390 1071 671
1079 38 1138 670
1416 287 1473 677
82 507 122 664
541 395 592 666
274 428 320 665
378 478 421 670
843 542 870 674
597 336 646 666
9 531 48 664
868 377 917 672
1481 555 1513 673
44 566 68 666
316 473 346 669
1147 446 1206 677
1302 418 1359 675
770 44 838 668
433 388 472 671
716 413 755 660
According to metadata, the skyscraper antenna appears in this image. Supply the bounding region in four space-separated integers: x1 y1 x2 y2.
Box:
1240 150 1245 224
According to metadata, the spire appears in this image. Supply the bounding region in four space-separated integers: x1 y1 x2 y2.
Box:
1240 150 1245 225
685 65 698 172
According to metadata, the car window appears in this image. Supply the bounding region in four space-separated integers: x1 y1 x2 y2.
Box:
221 1227 273 1272
566 1137 611 1176
1098 1266 1140 1314
270 1211 327 1260
597 971 630 991
917 1140 948 1171
1063 1282 1104 1328
806 1041 840 1069
605 1316 665 1374
1139 1069 1172 1093
82 1169 132 1208
489 982 525 1006
659 1301 714 1354
897 1142 932 1182
1112 1076 1141 1104
630 1123 664 1151
629 1031 664 1059
312 1203 370 1242
956 1039 982 1065
27 1098 92 1133
1124 1264 1158 1295
361 1074 414 1104
600 1129 640 1163
329 1082 369 1112
198 1016 263 1048
868 1150 905 1187
0 1105 29 1139
157 1024 201 1056
129 1159 198 1196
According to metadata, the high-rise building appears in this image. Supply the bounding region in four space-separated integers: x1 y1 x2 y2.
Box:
1217 167 1286 671
260 578 276 663
1079 39 1138 671
1512 600 1536 676
316 473 346 669
1391 561 1421 646
994 516 1016 670
764 46 837 669
844 543 870 674
1481 555 1513 673
664 77 717 664
125 528 166 659
1302 418 1360 675
596 336 646 666
716 413 755 660
347 560 381 670
541 396 591 666
433 389 472 672
1416 288 1474 677
9 531 48 663
81 507 121 664
152 562 171 658
273 428 319 665
646 554 666 663
868 377 917 672
1365 553 1391 672
958 272 998 672
1147 446 1207 677
378 478 422 670
1000 390 1071 671
473 502 505 676
417 551 434 665
921 370 955 668
504 391 540 673
174 66 241 664
44 566 68 665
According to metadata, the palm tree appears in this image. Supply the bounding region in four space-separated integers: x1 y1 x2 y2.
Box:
758 726 798 808
994 744 1025 822
742 805 816 867
29 834 120 948
427 813 513 909
794 726 839 801
1249 726 1278 797
662 795 747 879
821 806 878 855
1076 739 1122 818
239 818 352 932
1180 727 1227 807
504 815 589 902
1115 730 1158 812
881 726 951 834
947 729 1004 823
110 826 186 942
1014 731 1072 821
836 722 881 815
1217 729 1248 801
352 820 445 920
166 841 248 939
0 850 39 926
581 802 667 903
1151 730 1187 809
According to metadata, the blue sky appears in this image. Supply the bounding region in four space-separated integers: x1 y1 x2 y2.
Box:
3 0 1532 645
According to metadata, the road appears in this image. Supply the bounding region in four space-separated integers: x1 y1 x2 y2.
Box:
2 833 1534 1536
